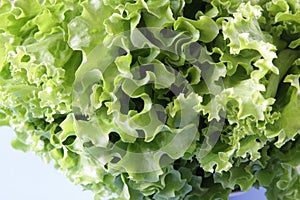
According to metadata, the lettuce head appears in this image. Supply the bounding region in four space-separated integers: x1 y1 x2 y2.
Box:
0 0 300 199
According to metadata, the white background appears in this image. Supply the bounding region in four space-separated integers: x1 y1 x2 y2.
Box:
0 126 93 200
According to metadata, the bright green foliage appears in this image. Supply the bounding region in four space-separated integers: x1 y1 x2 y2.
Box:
0 0 300 199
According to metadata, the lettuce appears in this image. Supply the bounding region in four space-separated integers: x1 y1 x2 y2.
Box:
0 0 300 199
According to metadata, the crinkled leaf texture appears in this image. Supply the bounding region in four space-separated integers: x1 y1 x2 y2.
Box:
0 0 300 200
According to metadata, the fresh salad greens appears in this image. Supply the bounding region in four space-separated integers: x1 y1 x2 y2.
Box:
0 0 300 199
